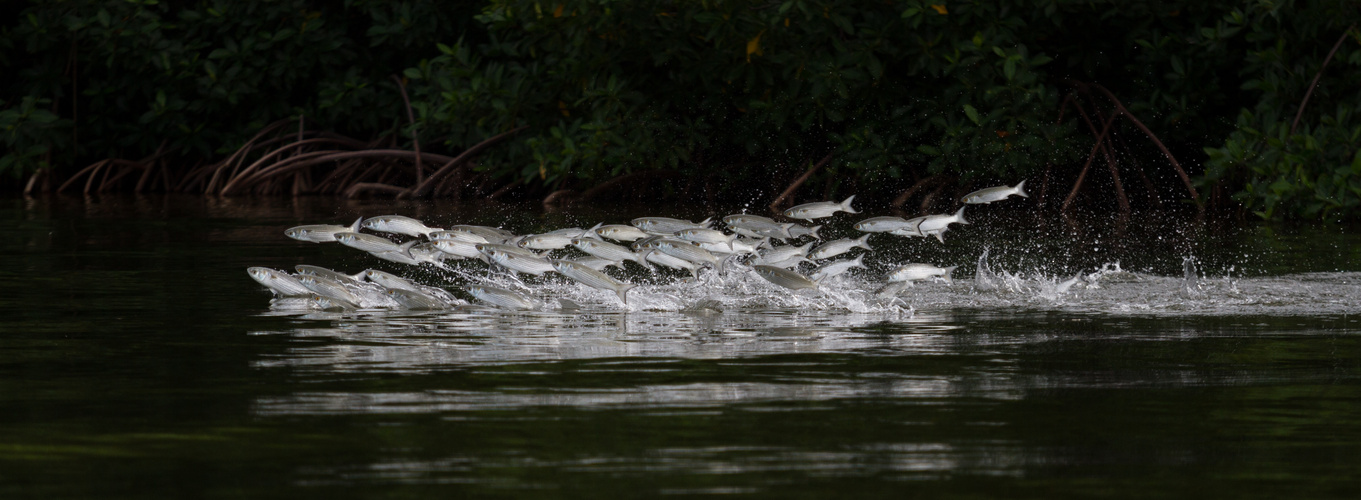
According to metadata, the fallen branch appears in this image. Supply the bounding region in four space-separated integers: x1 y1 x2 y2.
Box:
891 174 946 209
1291 23 1356 135
405 126 529 198
345 182 409 199
1086 82 1200 210
1062 108 1120 212
769 152 834 211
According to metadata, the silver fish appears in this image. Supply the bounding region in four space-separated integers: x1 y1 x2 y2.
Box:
297 274 365 305
571 238 644 265
477 243 542 259
247 267 312 296
675 228 738 250
724 214 794 239
888 263 958 283
409 242 458 265
369 241 421 265
810 254 866 282
335 232 403 253
786 224 822 240
654 238 726 272
808 234 872 260
566 255 623 271
363 269 423 293
308 293 358 311
362 215 442 238
641 248 700 276
431 238 483 258
755 254 810 269
479 244 556 275
284 217 362 243
386 288 446 310
552 260 636 305
783 195 857 220
854 216 918 233
429 229 489 243
467 284 537 310
889 217 928 238
753 265 819 290
447 225 515 244
518 233 576 250
962 180 1028 204
631 235 663 252
595 224 651 242
631 216 711 235
295 265 364 284
757 240 816 263
916 207 968 235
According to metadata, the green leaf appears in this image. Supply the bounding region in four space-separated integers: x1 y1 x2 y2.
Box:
963 104 980 125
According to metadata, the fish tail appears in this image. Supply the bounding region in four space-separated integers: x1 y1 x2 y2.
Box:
840 195 858 214
943 265 959 284
616 284 636 305
349 217 364 232
954 206 969 224
857 233 872 250
1015 180 1028 198
808 225 822 240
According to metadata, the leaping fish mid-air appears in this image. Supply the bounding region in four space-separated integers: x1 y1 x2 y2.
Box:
961 180 1028 204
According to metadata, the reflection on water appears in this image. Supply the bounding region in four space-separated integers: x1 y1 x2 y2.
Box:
4 195 1361 498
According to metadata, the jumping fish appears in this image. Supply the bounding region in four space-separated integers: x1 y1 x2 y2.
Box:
571 238 646 266
962 180 1027 204
247 267 312 296
854 216 918 233
285 218 362 243
631 217 711 235
431 238 484 258
753 265 819 290
787 224 821 240
518 233 577 250
888 263 958 284
757 240 816 264
916 207 968 242
297 274 365 306
783 195 857 220
408 242 457 265
335 232 403 253
640 248 700 277
552 260 636 305
810 254 867 282
294 265 364 284
386 288 446 310
807 234 872 260
308 293 358 311
479 244 556 275
467 284 537 310
362 215 442 238
429 229 489 243
447 225 515 244
369 240 421 265
723 214 794 240
595 224 651 242
363 269 423 293
675 228 739 251
654 238 727 273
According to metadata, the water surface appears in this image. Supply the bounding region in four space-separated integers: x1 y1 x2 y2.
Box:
2 195 1359 498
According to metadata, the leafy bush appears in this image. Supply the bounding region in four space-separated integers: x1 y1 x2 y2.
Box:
1200 1 1361 219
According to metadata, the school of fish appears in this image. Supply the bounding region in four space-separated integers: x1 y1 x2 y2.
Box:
248 182 1030 311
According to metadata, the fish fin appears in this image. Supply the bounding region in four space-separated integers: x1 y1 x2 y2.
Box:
954 206 969 224
617 284 636 305
808 225 822 240
933 231 946 244
698 217 713 228
349 217 364 232
857 233 872 250
840 195 858 214
1014 179 1028 198
397 240 419 258
943 265 959 284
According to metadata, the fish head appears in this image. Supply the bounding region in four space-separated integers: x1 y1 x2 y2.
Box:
284 227 307 239
247 267 274 282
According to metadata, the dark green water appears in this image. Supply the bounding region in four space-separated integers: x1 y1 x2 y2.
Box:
2 195 1359 499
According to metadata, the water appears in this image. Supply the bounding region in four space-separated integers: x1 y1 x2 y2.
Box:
3 195 1360 498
